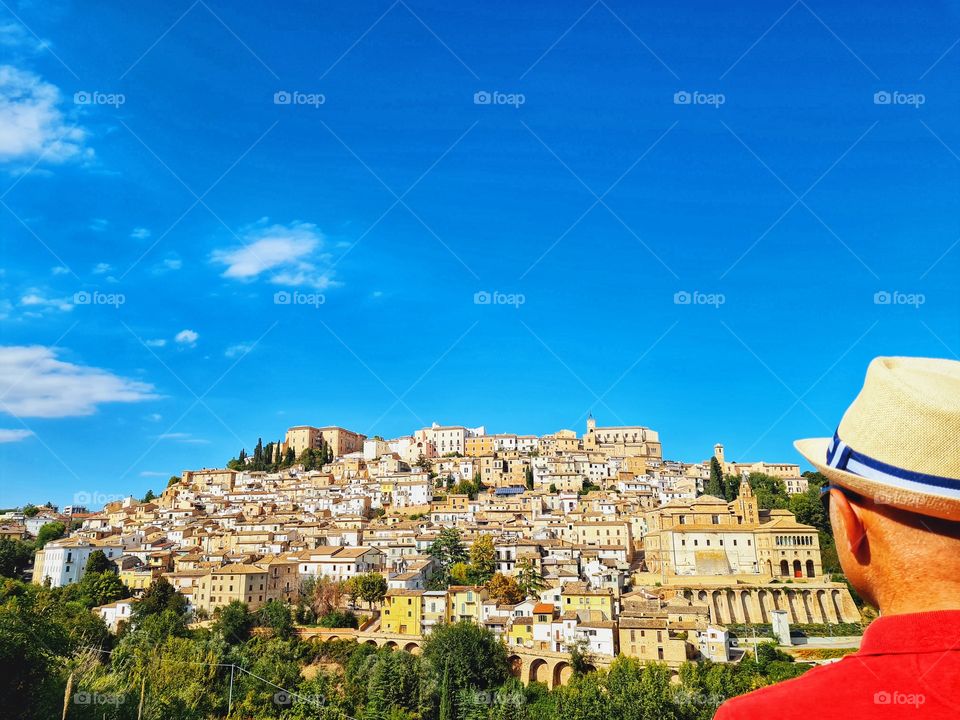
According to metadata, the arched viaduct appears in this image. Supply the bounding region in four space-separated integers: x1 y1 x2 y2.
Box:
295 628 608 688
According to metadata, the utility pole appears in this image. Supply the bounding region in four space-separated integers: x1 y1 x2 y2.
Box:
137 676 145 720
228 663 235 717
61 672 73 720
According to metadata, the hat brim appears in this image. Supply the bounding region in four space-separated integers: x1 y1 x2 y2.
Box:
794 438 960 521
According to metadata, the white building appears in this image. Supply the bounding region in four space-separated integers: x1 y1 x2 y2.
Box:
34 538 124 587
96 598 137 632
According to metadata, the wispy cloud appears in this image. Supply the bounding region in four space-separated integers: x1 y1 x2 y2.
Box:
0 428 33 443
0 64 91 165
130 227 151 240
174 329 198 346
0 345 158 418
224 342 253 358
157 432 209 445
211 221 338 290
20 289 73 313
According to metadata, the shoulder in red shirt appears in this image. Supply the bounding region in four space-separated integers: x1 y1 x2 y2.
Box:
714 610 960 720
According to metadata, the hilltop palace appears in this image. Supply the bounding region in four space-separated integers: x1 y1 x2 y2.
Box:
21 417 859 687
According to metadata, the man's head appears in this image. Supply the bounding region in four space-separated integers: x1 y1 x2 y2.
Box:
824 484 960 612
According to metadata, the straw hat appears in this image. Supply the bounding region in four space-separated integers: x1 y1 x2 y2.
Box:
795 356 960 521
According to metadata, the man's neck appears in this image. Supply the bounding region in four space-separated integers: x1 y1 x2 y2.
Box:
876 582 960 616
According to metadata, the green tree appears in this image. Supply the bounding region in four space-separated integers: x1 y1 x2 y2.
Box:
468 535 496 585
214 600 254 643
258 598 294 639
21 504 39 517
353 571 388 609
166 475 181 487
524 465 534 490
428 528 468 588
747 472 789 510
141 488 156 503
77 570 128 607
132 576 187 622
421 621 510 719
84 549 113 575
0 539 34 578
34 521 65 549
706 456 725 498
516 559 548 600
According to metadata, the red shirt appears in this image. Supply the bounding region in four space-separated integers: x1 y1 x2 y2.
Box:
714 610 960 719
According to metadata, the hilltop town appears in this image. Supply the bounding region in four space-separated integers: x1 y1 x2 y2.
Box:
12 417 860 688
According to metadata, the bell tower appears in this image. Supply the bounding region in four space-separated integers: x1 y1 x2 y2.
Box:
714 442 725 467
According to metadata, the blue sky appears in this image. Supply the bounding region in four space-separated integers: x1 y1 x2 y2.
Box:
1 1 958 509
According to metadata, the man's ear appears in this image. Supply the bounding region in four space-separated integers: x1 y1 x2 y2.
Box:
831 488 868 556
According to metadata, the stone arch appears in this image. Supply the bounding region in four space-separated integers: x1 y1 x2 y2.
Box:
780 560 789 576
815 590 832 623
529 658 549 685
553 661 573 688
756 590 769 623
326 635 339 642
800 591 814 623
725 590 737 623
404 641 421 655
507 655 523 678
384 640 399 650
831 590 844 622
740 591 752 624
806 560 815 578
792 560 802 578
364 639 378 647
711 591 723 623
698 590 708 603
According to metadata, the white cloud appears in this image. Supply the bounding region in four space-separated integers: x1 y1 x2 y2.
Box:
0 23 48 54
0 345 158 418
161 257 182 270
175 329 198 346
130 227 151 240
139 470 168 477
0 428 32 443
0 65 91 164
51 265 69 275
158 432 209 445
145 339 167 348
224 342 253 358
146 413 162 421
92 262 111 274
211 221 337 290
20 290 73 312
89 218 108 231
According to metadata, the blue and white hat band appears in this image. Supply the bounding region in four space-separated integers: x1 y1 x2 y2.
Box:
826 430 960 499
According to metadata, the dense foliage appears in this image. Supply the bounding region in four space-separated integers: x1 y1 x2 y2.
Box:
0 573 817 720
